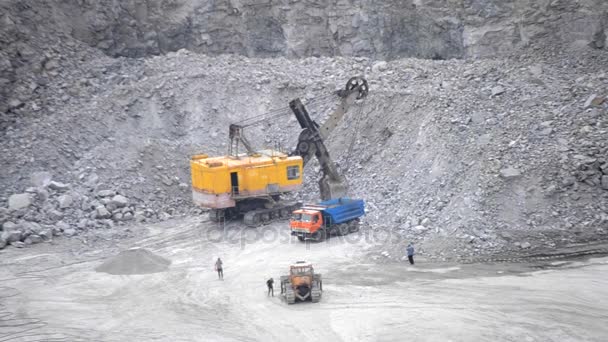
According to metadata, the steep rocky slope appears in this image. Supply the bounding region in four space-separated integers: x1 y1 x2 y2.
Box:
2 43 607 257
1 0 607 258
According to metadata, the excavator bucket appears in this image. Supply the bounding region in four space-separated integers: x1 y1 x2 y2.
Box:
319 175 347 201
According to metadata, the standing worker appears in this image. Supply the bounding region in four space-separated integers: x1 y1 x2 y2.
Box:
215 257 224 280
407 243 415 265
266 277 274 297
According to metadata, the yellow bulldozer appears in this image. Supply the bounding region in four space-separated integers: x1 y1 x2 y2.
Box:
280 261 322 304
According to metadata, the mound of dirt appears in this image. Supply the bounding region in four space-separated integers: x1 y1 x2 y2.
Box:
95 248 171 275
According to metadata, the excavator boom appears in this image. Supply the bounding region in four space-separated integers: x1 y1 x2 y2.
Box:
290 77 368 200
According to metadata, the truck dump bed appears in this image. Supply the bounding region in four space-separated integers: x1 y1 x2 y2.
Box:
318 198 365 225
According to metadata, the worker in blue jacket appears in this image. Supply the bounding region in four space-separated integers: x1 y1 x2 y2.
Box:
407 243 415 265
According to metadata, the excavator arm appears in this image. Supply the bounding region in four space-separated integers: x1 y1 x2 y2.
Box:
290 77 368 200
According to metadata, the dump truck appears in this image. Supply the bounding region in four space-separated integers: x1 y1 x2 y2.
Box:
290 198 365 241
280 261 322 304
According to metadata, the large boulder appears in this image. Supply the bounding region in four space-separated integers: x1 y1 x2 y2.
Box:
63 228 77 237
8 193 32 210
110 195 128 208
1 230 22 244
97 190 116 198
12 241 25 248
35 188 50 202
30 171 53 187
57 194 73 209
24 235 43 245
95 206 112 219
39 230 52 241
48 181 70 191
2 221 18 231
47 210 64 221
55 221 70 232
499 167 522 179
85 173 99 187
22 221 42 236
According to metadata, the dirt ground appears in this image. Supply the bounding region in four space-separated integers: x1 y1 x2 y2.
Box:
1 218 608 342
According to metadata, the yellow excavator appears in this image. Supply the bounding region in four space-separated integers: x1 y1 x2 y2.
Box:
190 77 368 226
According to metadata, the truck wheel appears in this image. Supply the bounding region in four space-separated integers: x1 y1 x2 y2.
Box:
297 236 305 242
313 229 327 242
338 224 349 236
349 219 360 233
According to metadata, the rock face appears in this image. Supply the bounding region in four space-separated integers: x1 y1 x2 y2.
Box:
2 0 608 61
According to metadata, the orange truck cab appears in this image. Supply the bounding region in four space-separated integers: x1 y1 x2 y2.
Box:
289 198 365 241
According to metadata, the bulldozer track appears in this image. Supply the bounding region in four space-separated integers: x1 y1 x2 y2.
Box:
458 246 608 264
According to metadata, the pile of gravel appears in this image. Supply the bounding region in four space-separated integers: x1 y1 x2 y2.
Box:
95 248 171 275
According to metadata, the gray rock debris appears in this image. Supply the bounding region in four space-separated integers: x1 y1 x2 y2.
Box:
491 86 505 97
372 61 388 73
601 176 608 190
30 171 53 187
8 194 32 210
63 228 77 237
25 235 43 244
95 206 112 219
97 190 116 198
1 230 22 244
57 194 74 208
48 210 65 221
110 195 128 208
499 167 522 179
12 241 25 248
583 94 605 109
48 181 70 191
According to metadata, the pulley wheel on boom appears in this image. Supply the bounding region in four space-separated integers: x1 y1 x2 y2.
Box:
344 77 369 100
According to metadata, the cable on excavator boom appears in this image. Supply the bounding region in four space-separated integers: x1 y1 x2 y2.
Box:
290 77 368 200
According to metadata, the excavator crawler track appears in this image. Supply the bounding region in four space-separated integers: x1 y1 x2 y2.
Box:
243 202 301 227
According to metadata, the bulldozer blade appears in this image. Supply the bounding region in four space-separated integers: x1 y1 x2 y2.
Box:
295 292 311 301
